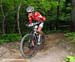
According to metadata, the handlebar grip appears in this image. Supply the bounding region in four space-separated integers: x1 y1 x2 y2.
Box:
26 24 28 26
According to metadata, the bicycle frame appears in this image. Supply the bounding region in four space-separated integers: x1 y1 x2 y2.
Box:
32 25 39 44
20 22 45 58
28 23 41 46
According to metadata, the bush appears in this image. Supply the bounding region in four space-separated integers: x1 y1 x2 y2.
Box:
64 32 75 43
65 56 75 62
0 34 21 44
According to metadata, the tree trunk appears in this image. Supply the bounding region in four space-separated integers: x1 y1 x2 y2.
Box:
56 0 61 30
0 0 6 34
57 0 60 21
16 0 22 36
2 16 6 34
71 0 75 31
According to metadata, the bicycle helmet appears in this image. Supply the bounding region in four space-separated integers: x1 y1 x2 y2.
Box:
26 6 34 13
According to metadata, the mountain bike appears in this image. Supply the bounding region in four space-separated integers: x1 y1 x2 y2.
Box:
20 22 45 58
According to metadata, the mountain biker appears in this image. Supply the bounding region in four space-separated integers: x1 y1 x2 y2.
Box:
26 6 46 45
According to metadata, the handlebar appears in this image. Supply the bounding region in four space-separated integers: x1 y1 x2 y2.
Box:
26 22 41 27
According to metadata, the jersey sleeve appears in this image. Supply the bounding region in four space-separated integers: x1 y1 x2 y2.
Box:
35 12 46 21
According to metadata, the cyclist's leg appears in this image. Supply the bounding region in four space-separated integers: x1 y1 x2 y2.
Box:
37 22 44 36
37 22 44 45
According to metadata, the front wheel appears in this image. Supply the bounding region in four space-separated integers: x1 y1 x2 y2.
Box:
20 34 36 58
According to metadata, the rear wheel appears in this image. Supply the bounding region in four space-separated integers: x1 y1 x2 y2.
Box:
20 34 36 58
41 34 45 49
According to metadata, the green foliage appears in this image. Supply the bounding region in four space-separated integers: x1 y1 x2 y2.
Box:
40 0 51 12
50 1 58 9
0 34 21 44
64 32 75 42
65 56 75 62
60 0 65 8
0 0 72 34
0 0 71 21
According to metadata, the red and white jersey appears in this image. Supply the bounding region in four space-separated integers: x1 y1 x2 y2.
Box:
28 11 46 24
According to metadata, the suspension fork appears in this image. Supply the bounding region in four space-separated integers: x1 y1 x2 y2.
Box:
38 34 41 42
32 32 38 45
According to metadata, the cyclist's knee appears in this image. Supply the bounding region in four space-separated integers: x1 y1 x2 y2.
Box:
37 27 42 31
37 29 43 34
37 29 41 33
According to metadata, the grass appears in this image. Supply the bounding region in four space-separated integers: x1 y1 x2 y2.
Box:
0 34 21 44
64 32 75 43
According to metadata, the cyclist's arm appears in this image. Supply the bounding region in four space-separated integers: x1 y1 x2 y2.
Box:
38 15 46 21
28 15 32 24
35 12 46 21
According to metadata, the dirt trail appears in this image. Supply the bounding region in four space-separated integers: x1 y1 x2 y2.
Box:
0 33 73 62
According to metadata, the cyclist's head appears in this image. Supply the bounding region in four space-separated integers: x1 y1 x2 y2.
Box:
26 6 34 13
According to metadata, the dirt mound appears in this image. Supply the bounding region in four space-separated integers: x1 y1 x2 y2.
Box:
0 33 73 62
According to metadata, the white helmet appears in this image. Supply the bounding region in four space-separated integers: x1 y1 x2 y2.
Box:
26 6 34 12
